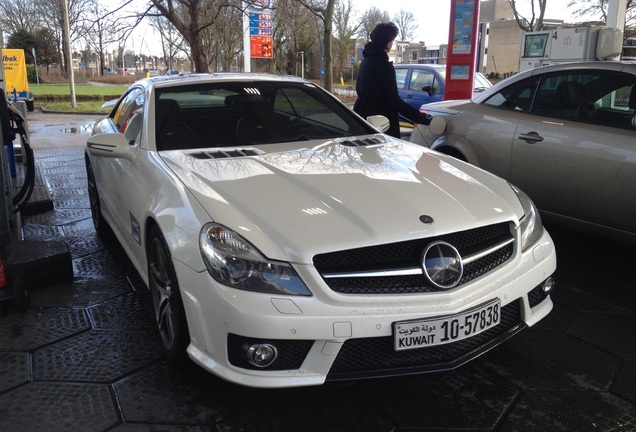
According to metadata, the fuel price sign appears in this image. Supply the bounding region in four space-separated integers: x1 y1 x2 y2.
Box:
249 13 273 58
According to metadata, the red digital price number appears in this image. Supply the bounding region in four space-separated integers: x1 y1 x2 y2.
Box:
250 36 273 58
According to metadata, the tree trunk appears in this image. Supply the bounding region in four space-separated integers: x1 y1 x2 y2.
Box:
191 36 209 72
323 0 336 92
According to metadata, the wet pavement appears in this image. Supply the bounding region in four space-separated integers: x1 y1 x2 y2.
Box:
0 112 635 431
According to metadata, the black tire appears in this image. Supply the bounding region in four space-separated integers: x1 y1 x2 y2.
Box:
85 156 111 238
12 279 29 313
148 225 190 361
26 100 34 112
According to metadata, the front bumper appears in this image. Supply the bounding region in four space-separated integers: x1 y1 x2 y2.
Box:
175 229 556 388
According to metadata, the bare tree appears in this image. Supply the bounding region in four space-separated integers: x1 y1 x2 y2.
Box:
567 0 635 38
0 0 42 37
295 0 337 92
333 0 360 80
507 0 547 31
148 14 187 71
147 0 237 72
36 0 93 75
207 2 244 72
393 9 418 42
82 0 139 75
272 0 316 76
358 6 391 40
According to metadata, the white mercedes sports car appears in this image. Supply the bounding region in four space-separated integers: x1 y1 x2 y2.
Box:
85 73 556 388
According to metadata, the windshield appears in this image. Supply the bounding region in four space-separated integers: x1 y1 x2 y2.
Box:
154 81 375 150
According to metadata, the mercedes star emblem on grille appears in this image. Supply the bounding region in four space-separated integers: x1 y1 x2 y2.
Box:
422 241 464 289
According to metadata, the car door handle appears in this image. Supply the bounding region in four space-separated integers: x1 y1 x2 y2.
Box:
406 93 413 98
518 131 544 144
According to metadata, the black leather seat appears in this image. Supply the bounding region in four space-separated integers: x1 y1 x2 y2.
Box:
628 83 636 128
229 94 284 144
156 99 201 150
555 81 593 121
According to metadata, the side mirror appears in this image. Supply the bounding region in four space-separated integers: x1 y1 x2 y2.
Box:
422 85 434 96
366 115 390 133
87 133 132 158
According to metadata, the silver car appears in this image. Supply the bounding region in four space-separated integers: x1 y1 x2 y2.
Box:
411 61 636 243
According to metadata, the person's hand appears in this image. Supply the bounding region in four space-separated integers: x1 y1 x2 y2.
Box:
419 113 432 125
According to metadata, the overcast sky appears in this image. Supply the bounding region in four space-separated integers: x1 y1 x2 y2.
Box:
350 0 583 46
129 1 591 55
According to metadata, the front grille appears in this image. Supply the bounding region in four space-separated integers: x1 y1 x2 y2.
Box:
314 223 514 294
327 300 523 381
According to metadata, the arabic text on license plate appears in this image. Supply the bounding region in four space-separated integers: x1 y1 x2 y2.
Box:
393 299 501 351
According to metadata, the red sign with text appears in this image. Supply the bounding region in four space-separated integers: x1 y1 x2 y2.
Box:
250 36 273 58
444 0 480 100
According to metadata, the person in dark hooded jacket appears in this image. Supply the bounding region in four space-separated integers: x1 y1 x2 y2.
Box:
354 22 431 138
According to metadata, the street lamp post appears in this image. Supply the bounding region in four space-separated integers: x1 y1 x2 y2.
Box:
300 51 304 79
31 48 40 84
62 0 76 108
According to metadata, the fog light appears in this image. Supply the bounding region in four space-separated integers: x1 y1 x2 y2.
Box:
247 343 278 367
541 277 555 295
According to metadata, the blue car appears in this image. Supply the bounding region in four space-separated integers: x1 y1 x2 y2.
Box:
395 64 492 109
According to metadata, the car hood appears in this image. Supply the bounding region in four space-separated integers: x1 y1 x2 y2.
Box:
160 138 523 263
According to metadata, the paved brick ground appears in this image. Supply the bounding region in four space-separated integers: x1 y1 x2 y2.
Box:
0 113 635 431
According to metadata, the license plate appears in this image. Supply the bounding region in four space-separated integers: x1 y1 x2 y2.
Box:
393 299 501 351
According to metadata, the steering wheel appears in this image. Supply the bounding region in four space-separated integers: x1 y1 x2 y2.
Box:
279 122 314 137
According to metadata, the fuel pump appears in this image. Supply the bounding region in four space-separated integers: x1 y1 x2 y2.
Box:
0 93 30 312
519 26 624 72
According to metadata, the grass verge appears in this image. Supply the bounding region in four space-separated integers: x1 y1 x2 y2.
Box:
39 101 111 113
29 84 129 96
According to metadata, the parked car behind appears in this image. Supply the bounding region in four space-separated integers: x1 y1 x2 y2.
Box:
85 72 555 388
395 64 492 109
165 69 184 75
411 61 636 243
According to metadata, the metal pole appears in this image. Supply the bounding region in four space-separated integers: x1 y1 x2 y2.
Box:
315 16 324 83
301 51 304 79
0 30 5 95
351 56 353 82
31 48 40 85
243 1 251 72
607 0 627 30
62 0 76 108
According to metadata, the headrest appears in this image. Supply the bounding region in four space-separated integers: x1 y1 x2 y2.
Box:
556 81 587 106
224 94 264 107
629 84 636 110
156 99 181 125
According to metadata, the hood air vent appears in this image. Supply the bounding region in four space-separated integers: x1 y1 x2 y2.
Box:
339 137 385 147
191 148 263 159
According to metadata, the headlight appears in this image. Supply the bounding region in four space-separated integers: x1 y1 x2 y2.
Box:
510 184 544 252
199 223 311 296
